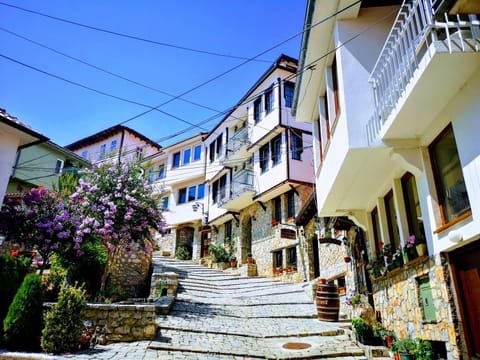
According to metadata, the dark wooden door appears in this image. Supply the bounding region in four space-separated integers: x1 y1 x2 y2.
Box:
200 229 211 258
451 241 480 358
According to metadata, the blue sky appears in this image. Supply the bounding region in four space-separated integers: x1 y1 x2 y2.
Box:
0 1 307 147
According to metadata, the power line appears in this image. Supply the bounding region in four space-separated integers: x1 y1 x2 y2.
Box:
0 1 272 63
0 53 209 132
0 25 227 116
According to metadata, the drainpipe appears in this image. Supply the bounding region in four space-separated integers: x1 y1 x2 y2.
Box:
118 128 125 164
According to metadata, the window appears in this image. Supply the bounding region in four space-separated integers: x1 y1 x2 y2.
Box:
161 197 169 211
271 135 281 166
212 175 227 203
81 150 88 159
135 147 143 160
209 142 215 163
331 55 340 124
100 144 106 159
158 164 165 179
320 95 330 155
273 249 283 270
178 188 187 204
254 97 262 123
402 173 426 243
287 246 297 267
183 148 191 165
197 183 205 199
172 152 181 168
291 131 303 160
215 135 223 158
287 191 295 218
429 125 470 225
188 186 196 202
110 140 117 152
54 159 64 174
284 81 294 108
371 207 382 255
148 168 155 182
384 190 401 250
224 220 232 244
193 145 201 161
265 87 274 114
260 143 269 173
273 196 282 223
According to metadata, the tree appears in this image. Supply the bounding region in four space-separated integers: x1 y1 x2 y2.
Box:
71 161 163 294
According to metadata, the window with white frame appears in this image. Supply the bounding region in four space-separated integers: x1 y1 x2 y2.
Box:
290 130 303 160
158 164 166 179
271 135 282 166
172 152 181 168
54 159 64 174
110 140 117 152
224 220 232 244
179 184 204 204
429 125 471 225
135 146 143 160
178 188 187 204
260 143 269 173
272 196 282 224
183 148 191 165
212 174 227 204
100 144 106 159
193 145 201 161
254 97 262 123
81 150 88 159
284 81 294 108
265 87 274 114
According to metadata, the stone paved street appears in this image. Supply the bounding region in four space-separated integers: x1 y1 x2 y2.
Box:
0 254 370 359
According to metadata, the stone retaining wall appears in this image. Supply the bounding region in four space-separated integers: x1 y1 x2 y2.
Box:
84 302 158 344
149 272 179 300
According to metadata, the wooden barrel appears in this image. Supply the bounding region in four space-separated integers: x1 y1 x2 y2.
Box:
316 282 339 322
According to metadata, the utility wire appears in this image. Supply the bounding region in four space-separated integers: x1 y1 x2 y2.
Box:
0 1 272 63
0 53 209 131
117 1 362 126
0 26 226 115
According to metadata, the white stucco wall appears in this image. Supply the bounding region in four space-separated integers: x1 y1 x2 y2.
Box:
0 135 20 204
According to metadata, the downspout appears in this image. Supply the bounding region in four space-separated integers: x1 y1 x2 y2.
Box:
118 128 125 164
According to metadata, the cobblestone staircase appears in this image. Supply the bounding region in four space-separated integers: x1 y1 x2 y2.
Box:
148 256 372 359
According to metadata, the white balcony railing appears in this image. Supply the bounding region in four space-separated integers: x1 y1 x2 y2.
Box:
217 170 254 207
226 126 250 159
366 0 480 144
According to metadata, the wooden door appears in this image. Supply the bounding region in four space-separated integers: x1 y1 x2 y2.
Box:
200 229 211 258
451 241 480 358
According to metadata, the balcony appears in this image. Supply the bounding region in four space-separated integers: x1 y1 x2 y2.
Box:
366 0 480 144
224 126 251 165
217 170 255 211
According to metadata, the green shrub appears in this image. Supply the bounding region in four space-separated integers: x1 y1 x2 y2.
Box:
41 284 87 354
3 273 44 351
351 317 371 337
0 255 32 340
55 242 107 298
208 244 229 263
175 245 191 260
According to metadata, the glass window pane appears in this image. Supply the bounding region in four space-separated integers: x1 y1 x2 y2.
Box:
188 186 196 202
173 152 181 168
194 145 201 161
183 149 191 165
178 188 186 204
197 184 205 199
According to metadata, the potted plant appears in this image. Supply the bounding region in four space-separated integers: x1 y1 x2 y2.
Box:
383 243 394 264
372 322 395 348
351 317 382 345
391 338 417 359
415 338 433 360
366 255 386 279
230 255 237 268
246 252 254 264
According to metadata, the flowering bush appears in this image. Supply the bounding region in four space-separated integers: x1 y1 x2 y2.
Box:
345 289 368 306
71 161 163 293
406 235 416 248
0 188 80 272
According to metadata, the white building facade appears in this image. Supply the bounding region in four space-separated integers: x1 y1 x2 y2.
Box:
293 0 480 358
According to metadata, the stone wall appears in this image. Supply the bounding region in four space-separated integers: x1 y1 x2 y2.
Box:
371 254 459 359
149 272 179 300
84 303 157 344
109 244 153 298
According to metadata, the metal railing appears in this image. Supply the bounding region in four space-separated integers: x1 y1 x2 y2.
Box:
226 126 250 158
366 0 480 144
218 170 254 207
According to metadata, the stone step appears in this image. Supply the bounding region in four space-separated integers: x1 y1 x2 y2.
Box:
149 330 365 359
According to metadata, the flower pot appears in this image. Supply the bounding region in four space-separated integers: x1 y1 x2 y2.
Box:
230 261 237 268
399 353 415 360
344 256 352 263
246 257 254 264
416 243 427 256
